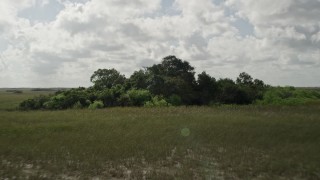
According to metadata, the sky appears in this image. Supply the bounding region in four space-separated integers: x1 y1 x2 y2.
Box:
0 0 319 88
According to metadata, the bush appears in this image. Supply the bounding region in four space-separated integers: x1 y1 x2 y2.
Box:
144 96 172 107
88 100 104 109
43 94 67 109
72 101 83 109
127 89 151 106
20 99 37 110
256 87 320 105
40 88 92 110
19 95 50 110
97 89 116 107
117 94 130 106
167 94 182 106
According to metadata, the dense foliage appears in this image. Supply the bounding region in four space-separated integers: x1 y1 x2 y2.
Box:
256 87 320 105
19 55 291 110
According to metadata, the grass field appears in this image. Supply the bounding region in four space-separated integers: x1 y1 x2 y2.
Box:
0 89 54 111
1 91 320 179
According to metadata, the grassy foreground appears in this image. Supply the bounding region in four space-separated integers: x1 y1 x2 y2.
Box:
1 105 320 179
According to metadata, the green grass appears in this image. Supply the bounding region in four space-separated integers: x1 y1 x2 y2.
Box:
0 89 52 110
1 91 320 179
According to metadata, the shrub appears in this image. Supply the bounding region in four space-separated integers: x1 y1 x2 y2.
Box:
97 89 116 107
43 94 67 109
167 94 182 106
127 89 151 106
88 100 104 109
117 94 130 106
19 95 50 110
72 101 83 109
19 99 37 110
144 96 172 107
256 87 320 105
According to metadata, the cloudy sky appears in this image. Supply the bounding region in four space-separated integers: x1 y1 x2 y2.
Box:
0 0 319 87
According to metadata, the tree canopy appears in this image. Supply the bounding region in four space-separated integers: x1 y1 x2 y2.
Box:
90 68 126 90
146 56 197 104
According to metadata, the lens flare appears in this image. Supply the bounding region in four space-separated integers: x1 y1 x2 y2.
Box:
181 128 190 137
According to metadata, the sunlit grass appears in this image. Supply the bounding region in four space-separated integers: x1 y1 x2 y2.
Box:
1 106 320 179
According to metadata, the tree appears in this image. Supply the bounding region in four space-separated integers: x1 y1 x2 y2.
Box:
236 72 267 103
160 56 196 83
236 72 253 86
147 55 197 104
216 78 238 104
90 68 126 90
128 69 150 90
196 71 218 105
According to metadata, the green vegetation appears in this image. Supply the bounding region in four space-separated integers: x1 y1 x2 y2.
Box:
88 100 104 110
1 81 320 179
0 89 53 111
1 105 320 179
257 87 320 105
144 96 172 107
2 57 320 179
19 56 270 110
18 56 320 110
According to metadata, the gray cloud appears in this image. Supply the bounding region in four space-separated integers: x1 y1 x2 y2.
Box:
119 23 151 41
31 51 73 74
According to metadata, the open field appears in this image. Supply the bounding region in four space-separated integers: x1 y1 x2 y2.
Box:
0 89 57 111
1 91 320 179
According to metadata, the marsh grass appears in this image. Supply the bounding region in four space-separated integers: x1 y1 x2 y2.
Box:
0 105 320 179
0 90 52 111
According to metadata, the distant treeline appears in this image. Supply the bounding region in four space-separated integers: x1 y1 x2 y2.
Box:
19 56 320 110
4 88 67 93
31 88 66 92
6 90 23 94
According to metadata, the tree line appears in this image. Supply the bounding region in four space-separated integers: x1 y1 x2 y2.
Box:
20 55 269 110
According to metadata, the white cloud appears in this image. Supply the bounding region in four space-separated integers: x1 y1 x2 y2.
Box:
0 0 319 87
226 0 320 26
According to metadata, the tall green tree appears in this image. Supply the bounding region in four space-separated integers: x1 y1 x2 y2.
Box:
128 69 150 90
147 55 197 104
236 72 253 86
196 71 218 105
236 72 267 103
90 68 126 90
